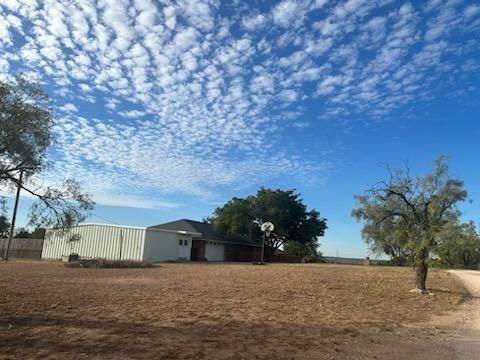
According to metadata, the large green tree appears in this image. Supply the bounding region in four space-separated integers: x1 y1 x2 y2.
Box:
0 78 94 238
435 222 480 269
210 188 327 259
352 157 467 292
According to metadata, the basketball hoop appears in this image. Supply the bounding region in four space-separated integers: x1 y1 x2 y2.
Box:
258 222 275 265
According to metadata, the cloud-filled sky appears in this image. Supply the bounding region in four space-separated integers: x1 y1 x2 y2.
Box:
1 0 479 257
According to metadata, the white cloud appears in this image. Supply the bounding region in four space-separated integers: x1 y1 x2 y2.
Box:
278 89 299 102
58 103 79 112
250 73 275 93
0 14 13 44
464 4 480 18
272 0 298 27
0 0 478 206
118 109 147 118
334 0 368 19
271 0 328 28
0 58 9 72
92 194 182 210
242 13 267 31
177 0 217 32
163 5 177 29
291 121 310 128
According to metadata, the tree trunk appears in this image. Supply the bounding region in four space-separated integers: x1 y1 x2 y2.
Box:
415 261 428 291
415 254 429 291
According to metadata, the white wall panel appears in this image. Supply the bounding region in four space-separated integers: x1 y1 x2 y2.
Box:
42 224 145 261
142 229 180 262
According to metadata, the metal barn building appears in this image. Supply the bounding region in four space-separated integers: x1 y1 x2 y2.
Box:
42 223 201 262
42 219 261 262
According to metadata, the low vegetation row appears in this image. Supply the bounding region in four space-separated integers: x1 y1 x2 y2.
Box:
64 259 154 269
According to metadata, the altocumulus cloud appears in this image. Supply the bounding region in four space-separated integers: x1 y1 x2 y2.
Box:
0 0 478 208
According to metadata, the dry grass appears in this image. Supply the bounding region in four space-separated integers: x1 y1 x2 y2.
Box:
0 261 468 360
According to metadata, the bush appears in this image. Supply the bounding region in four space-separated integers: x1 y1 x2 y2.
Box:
304 253 323 263
64 259 154 269
283 240 322 263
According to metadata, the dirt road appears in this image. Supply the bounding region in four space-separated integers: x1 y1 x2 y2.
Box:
449 270 480 360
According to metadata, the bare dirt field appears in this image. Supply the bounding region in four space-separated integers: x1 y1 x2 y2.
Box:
0 261 469 359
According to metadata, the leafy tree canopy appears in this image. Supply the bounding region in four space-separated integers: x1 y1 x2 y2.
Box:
352 157 467 291
355 210 414 266
210 188 327 255
435 221 480 269
0 215 9 238
0 77 94 230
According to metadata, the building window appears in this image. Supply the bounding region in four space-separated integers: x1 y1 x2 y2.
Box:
179 239 183 246
184 240 188 246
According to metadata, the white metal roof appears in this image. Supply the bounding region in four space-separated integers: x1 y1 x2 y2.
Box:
50 222 202 237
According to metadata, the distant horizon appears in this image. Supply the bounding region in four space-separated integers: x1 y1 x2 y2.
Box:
1 0 479 259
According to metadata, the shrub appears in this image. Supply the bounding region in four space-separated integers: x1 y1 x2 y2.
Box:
283 240 322 263
64 259 154 269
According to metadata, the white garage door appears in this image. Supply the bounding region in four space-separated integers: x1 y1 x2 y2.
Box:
205 241 224 261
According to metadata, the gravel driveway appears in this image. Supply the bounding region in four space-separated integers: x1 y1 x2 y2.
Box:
449 270 480 360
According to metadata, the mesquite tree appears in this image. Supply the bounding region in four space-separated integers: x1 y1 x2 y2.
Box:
352 157 467 291
0 77 94 237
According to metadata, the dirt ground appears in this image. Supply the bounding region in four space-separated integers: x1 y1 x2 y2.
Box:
0 261 469 359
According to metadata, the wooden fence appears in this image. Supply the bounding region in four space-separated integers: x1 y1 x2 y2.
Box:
0 238 44 259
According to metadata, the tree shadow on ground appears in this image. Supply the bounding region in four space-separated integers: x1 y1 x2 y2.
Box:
0 315 455 360
0 315 356 359
429 286 476 302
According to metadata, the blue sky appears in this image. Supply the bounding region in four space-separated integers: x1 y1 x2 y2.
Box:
1 0 479 258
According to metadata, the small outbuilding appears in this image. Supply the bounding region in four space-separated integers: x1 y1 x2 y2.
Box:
42 219 261 262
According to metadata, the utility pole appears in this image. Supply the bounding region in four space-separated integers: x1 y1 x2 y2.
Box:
260 231 265 264
4 171 23 260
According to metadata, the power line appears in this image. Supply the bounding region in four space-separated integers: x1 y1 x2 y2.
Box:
90 213 121 225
